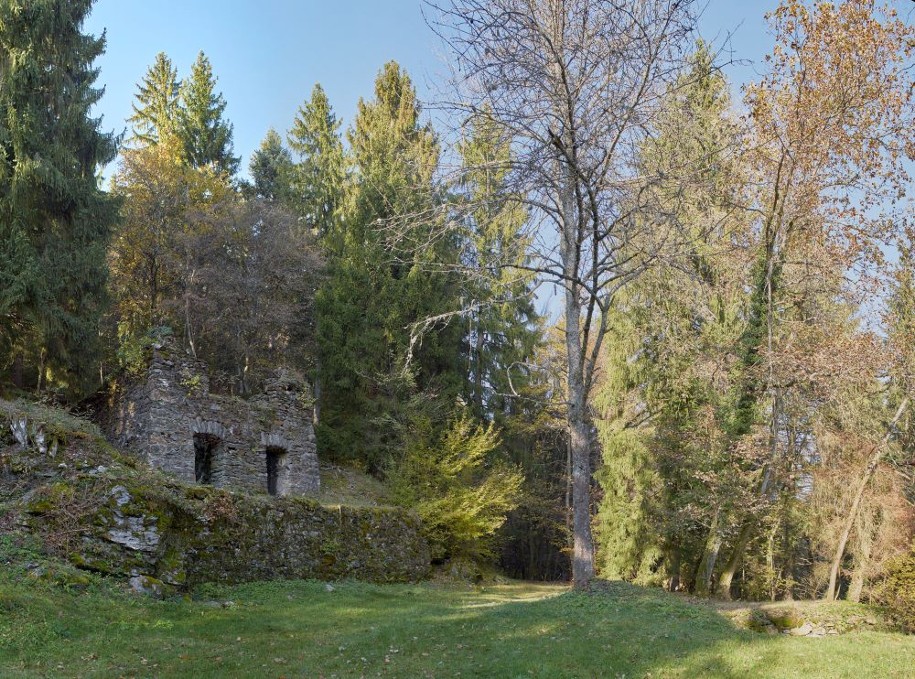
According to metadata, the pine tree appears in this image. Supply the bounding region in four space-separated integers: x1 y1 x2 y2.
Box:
177 51 239 176
127 52 180 146
287 84 345 235
0 0 120 394
249 128 293 202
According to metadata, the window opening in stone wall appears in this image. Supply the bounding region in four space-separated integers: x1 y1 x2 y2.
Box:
266 446 287 496
194 433 221 484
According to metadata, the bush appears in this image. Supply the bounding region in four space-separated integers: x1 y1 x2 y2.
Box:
873 546 915 632
388 413 523 563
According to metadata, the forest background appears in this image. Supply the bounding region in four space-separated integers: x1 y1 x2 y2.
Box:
4 0 915 623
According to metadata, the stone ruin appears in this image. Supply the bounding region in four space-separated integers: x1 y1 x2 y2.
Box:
103 339 319 497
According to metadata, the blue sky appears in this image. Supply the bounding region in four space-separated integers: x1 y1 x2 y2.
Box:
85 0 781 180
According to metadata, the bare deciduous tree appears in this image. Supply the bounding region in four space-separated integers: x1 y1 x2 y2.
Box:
428 0 699 587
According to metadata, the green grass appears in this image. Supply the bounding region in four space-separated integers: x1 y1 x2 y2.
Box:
1 573 914 678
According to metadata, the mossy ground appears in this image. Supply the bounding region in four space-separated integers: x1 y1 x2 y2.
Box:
1 566 914 678
315 461 392 507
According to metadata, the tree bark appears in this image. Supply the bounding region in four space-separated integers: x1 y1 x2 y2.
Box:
848 522 872 604
667 545 682 592
695 508 722 597
565 293 595 588
825 396 908 601
717 520 754 600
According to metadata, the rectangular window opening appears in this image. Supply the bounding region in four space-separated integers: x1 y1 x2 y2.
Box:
194 433 221 484
266 446 287 496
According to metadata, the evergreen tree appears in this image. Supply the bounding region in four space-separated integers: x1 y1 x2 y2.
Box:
127 52 180 146
316 62 462 471
177 51 239 175
287 84 345 235
457 111 539 420
593 43 750 590
0 0 120 394
249 128 293 202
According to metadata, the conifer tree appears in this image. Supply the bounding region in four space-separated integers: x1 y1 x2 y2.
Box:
0 0 120 394
315 62 462 470
177 51 239 176
458 111 539 419
593 42 749 590
249 128 293 202
287 84 345 235
127 52 180 146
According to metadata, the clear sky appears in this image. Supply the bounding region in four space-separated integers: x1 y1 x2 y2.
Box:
84 0 782 180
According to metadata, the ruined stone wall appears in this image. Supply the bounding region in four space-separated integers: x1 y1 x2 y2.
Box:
23 478 430 587
5 443 429 587
105 341 319 497
4 398 431 589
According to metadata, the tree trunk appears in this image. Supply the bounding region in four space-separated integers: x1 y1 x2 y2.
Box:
848 523 872 604
825 396 909 601
563 221 595 588
766 515 780 601
695 508 722 597
667 545 682 592
11 353 23 389
717 520 753 600
185 291 197 359
566 330 595 587
36 349 46 395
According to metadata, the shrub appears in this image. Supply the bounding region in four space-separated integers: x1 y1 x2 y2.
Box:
388 413 523 563
873 546 915 632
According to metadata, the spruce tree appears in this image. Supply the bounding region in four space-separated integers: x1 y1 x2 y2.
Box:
177 51 239 175
592 43 750 589
287 84 345 235
316 62 462 471
458 111 539 419
127 52 180 146
0 0 120 394
249 128 293 202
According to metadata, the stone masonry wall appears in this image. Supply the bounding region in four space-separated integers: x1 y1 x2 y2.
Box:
23 477 430 587
105 340 319 497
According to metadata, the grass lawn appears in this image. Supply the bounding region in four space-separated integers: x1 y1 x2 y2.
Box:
1 574 914 678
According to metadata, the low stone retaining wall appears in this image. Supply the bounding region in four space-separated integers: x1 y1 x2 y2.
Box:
21 472 430 590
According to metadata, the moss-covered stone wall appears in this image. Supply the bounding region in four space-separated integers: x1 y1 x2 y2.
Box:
3 399 430 590
25 477 430 587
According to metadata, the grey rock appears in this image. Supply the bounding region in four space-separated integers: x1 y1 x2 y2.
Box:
789 622 815 636
129 574 165 598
